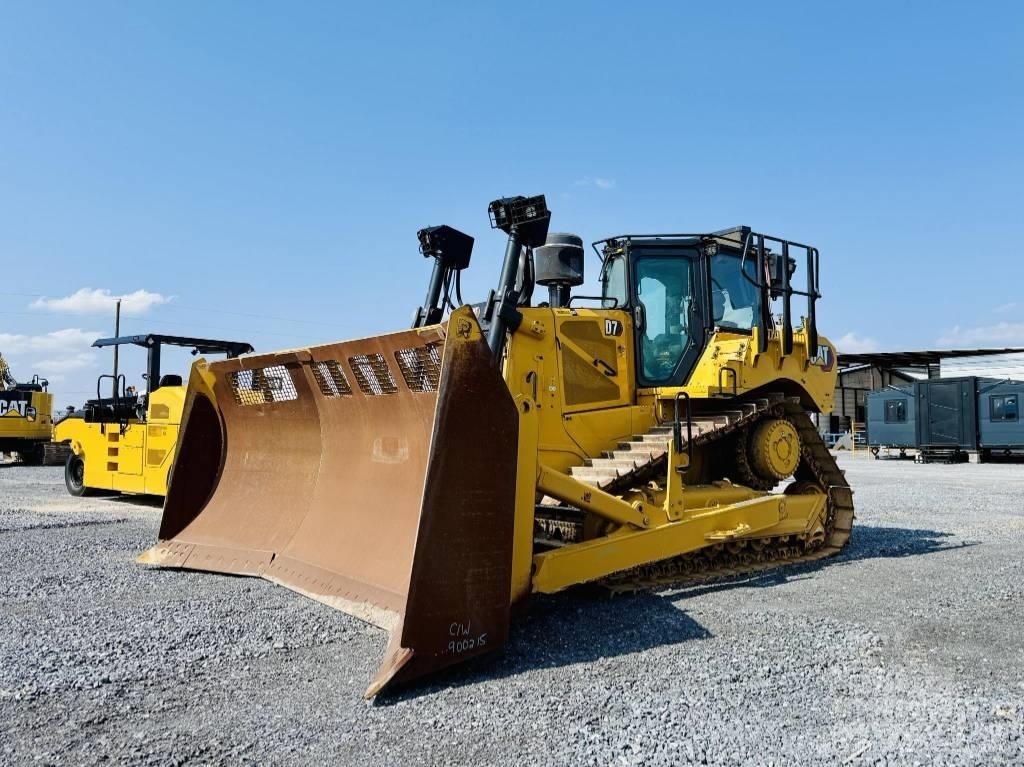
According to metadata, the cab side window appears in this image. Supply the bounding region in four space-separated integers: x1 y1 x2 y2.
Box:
710 253 761 331
601 256 628 307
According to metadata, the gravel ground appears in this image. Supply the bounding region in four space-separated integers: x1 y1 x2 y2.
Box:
1 454 1022 766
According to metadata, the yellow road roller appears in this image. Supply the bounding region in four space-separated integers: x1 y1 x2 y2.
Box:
55 334 252 496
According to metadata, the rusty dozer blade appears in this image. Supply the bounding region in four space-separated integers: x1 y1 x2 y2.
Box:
139 308 520 697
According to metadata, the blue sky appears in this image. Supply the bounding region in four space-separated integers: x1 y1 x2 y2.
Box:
1 2 1022 408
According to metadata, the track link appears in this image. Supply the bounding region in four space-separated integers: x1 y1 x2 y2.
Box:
12 441 71 467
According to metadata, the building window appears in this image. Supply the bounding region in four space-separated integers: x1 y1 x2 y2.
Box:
884 399 907 423
990 394 1019 422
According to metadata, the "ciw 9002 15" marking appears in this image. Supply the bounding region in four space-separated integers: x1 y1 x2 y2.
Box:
445 620 488 655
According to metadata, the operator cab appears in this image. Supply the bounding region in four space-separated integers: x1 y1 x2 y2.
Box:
85 335 253 428
598 227 819 389
11 375 49 394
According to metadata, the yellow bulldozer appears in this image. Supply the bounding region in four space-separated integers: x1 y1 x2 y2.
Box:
0 352 67 465
140 195 853 697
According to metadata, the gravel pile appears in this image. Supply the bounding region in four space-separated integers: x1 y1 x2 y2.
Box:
1 456 1022 765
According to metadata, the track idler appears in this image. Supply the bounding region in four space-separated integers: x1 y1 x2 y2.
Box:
729 416 802 491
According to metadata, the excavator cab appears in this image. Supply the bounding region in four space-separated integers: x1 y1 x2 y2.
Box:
0 355 64 465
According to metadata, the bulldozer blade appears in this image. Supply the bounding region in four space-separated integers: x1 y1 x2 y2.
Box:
139 307 520 696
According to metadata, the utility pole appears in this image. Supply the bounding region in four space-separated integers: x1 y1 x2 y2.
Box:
112 299 121 398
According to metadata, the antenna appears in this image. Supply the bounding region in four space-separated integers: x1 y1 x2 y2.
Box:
112 298 122 399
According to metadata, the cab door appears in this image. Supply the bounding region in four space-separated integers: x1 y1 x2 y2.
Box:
631 250 706 388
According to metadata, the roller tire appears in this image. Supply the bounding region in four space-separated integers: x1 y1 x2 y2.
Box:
64 453 94 497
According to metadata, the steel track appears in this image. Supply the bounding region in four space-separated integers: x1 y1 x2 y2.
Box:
534 394 855 589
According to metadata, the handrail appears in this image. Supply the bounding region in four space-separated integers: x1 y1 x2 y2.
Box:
94 373 128 435
672 392 693 464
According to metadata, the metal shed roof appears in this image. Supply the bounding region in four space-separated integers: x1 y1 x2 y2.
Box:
839 348 1024 368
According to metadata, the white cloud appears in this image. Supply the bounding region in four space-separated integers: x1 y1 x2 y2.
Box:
936 322 1024 348
1 329 102 393
31 352 98 375
835 332 880 354
0 328 101 355
31 288 172 315
574 176 616 190
994 302 1019 315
